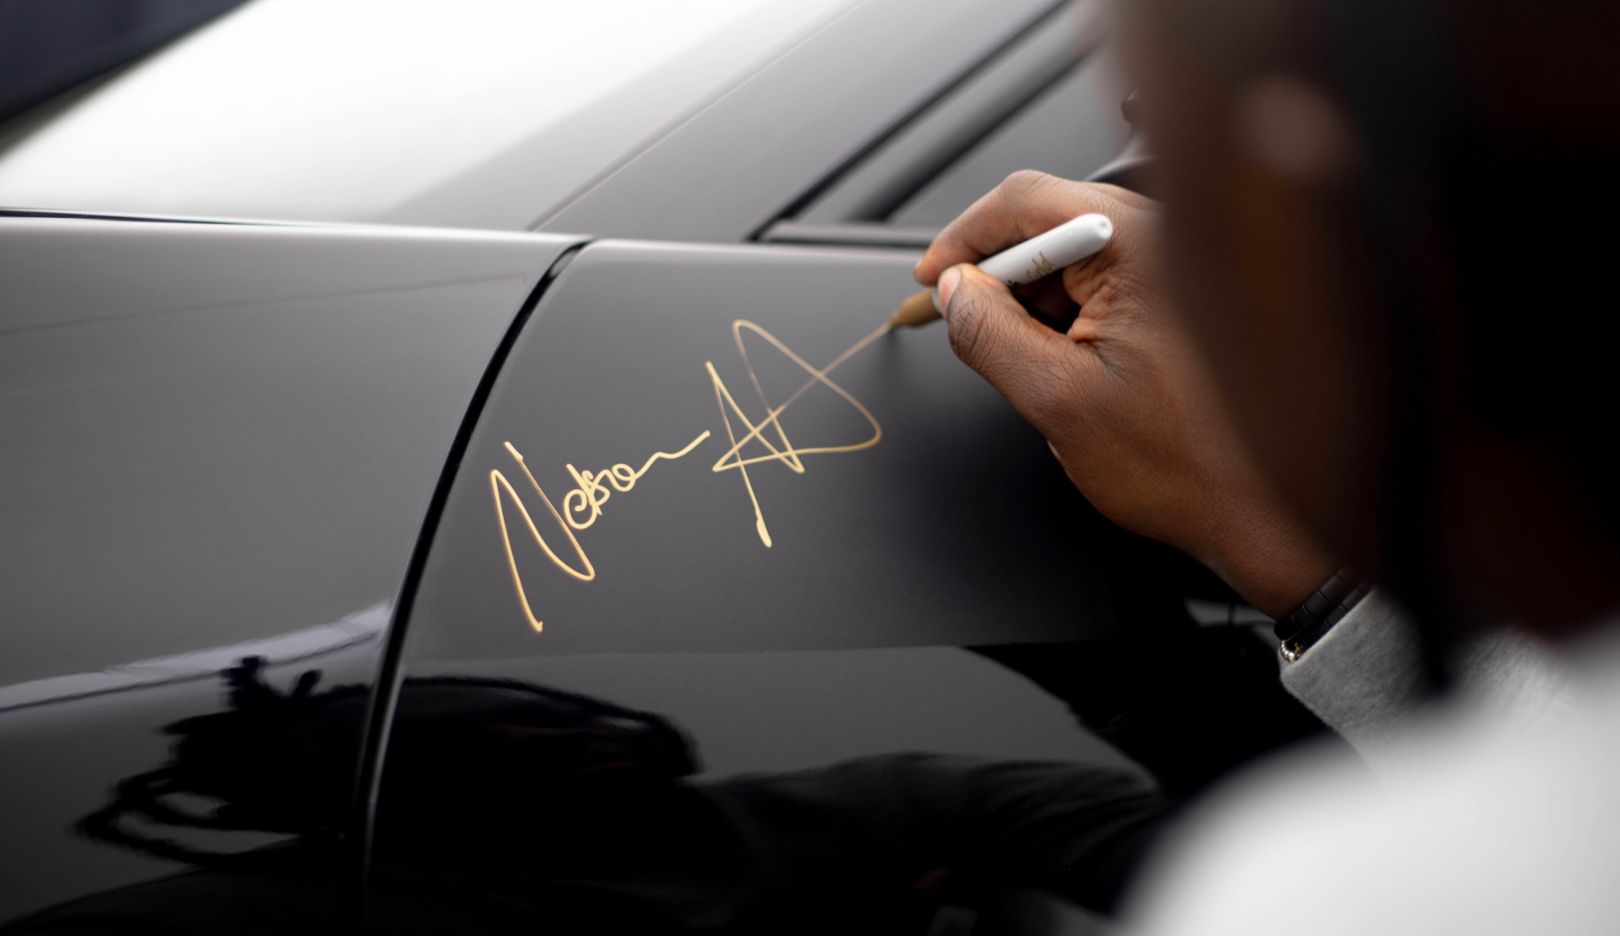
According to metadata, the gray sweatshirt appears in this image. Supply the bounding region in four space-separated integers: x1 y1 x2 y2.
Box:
1277 590 1573 767
1124 607 1617 936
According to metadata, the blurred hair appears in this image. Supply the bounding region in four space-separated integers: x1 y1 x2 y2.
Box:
1317 0 1620 619
1150 0 1620 648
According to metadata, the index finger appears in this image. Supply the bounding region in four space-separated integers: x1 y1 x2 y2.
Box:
914 172 1137 285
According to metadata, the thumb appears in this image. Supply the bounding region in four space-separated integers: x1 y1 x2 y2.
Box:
939 264 1075 411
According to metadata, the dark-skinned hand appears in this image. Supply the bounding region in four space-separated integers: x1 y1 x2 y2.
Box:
916 171 1332 617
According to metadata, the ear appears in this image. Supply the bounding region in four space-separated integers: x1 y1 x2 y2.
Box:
1232 76 1358 185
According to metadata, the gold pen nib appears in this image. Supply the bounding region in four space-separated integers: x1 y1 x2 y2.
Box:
887 288 941 330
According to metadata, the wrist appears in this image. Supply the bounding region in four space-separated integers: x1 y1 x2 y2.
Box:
1274 568 1369 662
1198 489 1336 619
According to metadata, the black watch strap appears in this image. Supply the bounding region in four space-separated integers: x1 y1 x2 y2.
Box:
1274 568 1368 662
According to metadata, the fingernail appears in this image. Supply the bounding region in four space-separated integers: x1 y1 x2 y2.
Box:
937 266 963 318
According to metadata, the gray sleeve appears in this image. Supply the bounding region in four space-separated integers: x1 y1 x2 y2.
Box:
1279 591 1572 766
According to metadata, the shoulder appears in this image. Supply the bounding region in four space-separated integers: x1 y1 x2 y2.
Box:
1123 671 1620 936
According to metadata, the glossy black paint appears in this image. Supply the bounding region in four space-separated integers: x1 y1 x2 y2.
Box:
0 223 581 932
0 3 1322 931
408 240 1131 659
351 241 1324 935
364 656 1161 935
0 225 1319 933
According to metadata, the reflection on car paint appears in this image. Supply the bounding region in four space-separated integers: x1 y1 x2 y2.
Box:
28 656 1161 933
489 318 890 633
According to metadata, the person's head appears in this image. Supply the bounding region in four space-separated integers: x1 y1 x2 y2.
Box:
1118 0 1620 636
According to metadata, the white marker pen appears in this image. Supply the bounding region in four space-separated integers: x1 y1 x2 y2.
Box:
888 212 1114 329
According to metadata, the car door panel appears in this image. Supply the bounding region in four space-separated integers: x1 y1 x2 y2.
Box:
358 239 1165 934
0 217 581 930
404 239 1130 660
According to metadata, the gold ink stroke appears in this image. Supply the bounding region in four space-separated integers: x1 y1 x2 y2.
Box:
490 318 889 632
490 432 709 632
705 319 888 548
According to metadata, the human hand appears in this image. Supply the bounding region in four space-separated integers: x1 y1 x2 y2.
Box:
916 171 1332 617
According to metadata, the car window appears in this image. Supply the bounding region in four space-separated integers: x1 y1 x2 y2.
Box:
887 52 1128 228
761 1 1129 246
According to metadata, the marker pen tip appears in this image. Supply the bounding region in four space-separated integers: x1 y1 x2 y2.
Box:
887 288 941 330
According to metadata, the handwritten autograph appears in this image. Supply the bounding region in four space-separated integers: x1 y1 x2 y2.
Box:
490 319 889 632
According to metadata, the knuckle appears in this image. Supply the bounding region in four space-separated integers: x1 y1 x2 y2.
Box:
996 170 1053 214
1001 169 1052 195
991 171 1056 216
985 172 1049 239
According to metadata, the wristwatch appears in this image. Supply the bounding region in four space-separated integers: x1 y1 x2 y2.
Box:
1274 568 1369 662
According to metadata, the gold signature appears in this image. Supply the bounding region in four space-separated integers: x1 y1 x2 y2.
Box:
489 318 888 633
704 319 884 548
